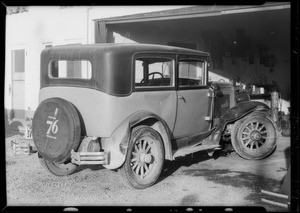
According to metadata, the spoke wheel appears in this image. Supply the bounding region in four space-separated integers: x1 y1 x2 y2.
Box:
231 112 277 160
120 126 164 189
131 137 157 178
240 121 268 152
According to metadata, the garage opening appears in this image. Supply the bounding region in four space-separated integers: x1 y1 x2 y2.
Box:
94 4 290 114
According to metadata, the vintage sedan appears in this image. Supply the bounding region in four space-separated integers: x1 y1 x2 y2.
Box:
32 43 277 189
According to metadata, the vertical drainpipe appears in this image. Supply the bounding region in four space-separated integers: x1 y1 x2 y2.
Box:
86 6 93 44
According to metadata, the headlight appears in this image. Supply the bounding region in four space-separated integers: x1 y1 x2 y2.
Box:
236 91 250 103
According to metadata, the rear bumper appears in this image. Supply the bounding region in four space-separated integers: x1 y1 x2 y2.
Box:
71 149 109 165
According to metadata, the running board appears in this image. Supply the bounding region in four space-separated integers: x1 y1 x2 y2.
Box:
173 144 221 158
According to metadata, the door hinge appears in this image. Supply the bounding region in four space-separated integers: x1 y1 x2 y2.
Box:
207 91 215 98
205 116 212 121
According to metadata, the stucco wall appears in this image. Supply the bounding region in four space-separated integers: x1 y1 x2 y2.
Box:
5 6 188 117
6 6 90 117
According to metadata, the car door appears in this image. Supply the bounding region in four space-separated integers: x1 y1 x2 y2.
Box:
173 56 213 139
128 53 178 132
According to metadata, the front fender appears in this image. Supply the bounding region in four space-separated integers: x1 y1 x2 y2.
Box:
102 110 172 169
216 101 270 133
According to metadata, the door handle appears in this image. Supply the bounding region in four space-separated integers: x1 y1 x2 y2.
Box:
178 95 186 103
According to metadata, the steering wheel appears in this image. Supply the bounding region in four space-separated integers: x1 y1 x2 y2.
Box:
140 72 164 84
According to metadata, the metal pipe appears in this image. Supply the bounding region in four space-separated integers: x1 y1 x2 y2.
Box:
80 156 106 161
261 198 289 209
271 91 279 125
261 189 289 200
79 151 107 155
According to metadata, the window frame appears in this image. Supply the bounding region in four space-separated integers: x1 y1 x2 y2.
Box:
133 53 176 92
177 58 208 90
48 59 93 80
11 49 26 81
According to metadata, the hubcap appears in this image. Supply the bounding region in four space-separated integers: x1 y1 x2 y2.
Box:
140 153 153 163
241 121 268 151
130 137 156 179
250 130 262 141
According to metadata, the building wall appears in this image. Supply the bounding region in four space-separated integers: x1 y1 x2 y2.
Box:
5 6 290 120
6 6 90 118
88 6 190 44
4 7 82 117
5 6 188 119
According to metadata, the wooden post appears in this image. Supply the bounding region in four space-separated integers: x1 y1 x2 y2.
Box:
95 21 107 43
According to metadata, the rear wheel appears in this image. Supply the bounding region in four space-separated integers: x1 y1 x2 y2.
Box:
231 112 277 160
38 153 77 176
120 126 164 189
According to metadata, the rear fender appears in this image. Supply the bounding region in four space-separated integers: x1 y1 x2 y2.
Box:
215 101 271 133
102 110 173 169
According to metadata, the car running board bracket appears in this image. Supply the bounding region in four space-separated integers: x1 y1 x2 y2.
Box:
71 149 110 165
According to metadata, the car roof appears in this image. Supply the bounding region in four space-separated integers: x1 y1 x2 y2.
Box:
45 43 210 57
41 43 210 96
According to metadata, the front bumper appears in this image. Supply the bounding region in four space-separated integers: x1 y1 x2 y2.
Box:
71 149 109 165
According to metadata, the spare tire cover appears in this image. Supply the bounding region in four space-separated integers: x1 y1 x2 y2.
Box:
32 98 81 163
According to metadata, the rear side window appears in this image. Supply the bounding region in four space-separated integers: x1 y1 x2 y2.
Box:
49 60 92 79
135 57 174 87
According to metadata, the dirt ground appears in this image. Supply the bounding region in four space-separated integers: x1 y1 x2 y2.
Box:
5 126 290 211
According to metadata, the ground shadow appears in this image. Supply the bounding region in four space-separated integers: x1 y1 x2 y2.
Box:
180 194 199 205
157 146 234 184
71 145 234 178
5 110 24 138
179 167 282 210
284 146 291 169
277 146 291 196
5 120 24 138
72 164 105 174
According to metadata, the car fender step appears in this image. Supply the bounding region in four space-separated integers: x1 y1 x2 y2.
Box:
173 144 220 158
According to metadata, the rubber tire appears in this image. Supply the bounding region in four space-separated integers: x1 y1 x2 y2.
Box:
32 97 81 163
120 126 164 189
231 112 277 160
38 153 77 176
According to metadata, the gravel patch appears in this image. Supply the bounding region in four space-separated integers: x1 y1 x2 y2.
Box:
5 134 289 211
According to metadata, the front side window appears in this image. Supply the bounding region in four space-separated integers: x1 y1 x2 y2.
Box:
49 60 92 79
135 57 174 88
178 60 206 87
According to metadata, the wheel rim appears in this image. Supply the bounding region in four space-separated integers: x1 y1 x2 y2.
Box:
130 136 158 179
240 121 268 152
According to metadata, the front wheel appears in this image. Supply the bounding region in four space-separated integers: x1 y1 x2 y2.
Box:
231 112 277 160
120 126 164 189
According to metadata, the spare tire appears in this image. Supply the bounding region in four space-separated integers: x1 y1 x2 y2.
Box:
32 98 81 163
